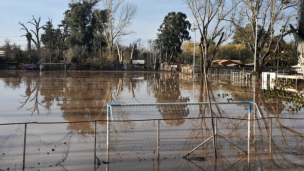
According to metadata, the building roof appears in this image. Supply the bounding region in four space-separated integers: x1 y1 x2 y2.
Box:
212 60 243 64
212 60 243 67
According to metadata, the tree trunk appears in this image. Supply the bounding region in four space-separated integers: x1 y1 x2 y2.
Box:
26 35 31 52
130 44 136 64
117 44 123 64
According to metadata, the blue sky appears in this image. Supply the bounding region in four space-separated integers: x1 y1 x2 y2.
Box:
0 0 196 49
0 0 295 50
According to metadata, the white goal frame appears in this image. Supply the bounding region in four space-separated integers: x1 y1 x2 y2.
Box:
106 101 261 169
39 63 67 70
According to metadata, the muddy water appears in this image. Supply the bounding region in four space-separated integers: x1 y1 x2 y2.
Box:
0 70 303 170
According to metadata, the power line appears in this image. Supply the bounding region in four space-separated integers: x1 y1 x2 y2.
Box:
0 36 21 37
0 40 27 42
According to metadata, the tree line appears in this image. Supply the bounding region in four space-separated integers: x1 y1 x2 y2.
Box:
1 0 139 66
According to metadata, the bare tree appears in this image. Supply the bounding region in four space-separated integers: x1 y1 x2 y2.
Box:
230 0 294 77
101 0 137 54
184 0 239 159
19 16 44 50
184 0 239 74
18 23 32 51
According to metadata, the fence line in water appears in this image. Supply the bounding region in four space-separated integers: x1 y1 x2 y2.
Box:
1 105 304 170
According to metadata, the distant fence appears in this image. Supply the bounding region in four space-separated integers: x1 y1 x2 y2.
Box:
1 102 304 170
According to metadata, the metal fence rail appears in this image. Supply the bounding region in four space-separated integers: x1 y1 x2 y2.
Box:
0 103 304 170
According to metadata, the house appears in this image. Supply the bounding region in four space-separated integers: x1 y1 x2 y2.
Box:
211 60 243 67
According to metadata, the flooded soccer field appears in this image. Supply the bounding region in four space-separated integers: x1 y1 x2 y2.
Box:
0 70 303 170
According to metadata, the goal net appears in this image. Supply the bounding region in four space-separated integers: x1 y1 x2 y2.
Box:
105 101 258 170
39 63 67 70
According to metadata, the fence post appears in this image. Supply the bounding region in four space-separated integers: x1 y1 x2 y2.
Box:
248 103 251 170
94 120 97 168
157 119 160 160
106 105 111 168
23 123 27 170
269 117 272 169
215 117 218 156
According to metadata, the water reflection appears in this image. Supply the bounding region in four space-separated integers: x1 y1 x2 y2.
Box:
0 70 304 170
153 73 190 126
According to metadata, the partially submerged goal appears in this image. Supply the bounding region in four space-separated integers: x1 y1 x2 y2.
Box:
39 63 67 70
106 101 260 170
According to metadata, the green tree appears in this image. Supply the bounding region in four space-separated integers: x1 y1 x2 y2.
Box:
41 19 56 50
157 12 191 62
215 44 251 60
63 0 109 64
63 0 99 49
231 24 255 45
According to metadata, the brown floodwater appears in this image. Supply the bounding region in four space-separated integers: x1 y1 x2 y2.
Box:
0 70 303 170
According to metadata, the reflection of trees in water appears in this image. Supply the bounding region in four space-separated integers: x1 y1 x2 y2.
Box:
152 73 190 126
157 104 190 126
18 77 46 115
188 76 304 169
1 71 149 141
251 105 304 170
210 79 286 115
1 77 22 89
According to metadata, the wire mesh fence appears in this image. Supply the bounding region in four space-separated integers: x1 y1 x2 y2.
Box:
0 102 304 170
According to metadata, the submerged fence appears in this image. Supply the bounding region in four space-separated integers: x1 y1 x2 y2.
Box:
0 102 304 170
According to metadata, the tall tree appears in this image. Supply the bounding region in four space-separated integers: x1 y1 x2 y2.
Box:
101 0 137 54
91 9 108 63
41 19 56 50
19 16 44 51
157 12 191 62
63 0 99 49
184 0 239 73
230 0 294 78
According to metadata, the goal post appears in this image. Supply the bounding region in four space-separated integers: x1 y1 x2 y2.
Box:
106 101 260 167
39 63 67 70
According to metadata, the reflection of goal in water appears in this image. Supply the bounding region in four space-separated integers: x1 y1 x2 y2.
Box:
106 101 260 170
39 63 67 70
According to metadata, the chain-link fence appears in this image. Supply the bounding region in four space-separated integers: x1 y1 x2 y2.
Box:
0 102 304 170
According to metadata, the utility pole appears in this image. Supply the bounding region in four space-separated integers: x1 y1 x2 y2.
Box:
254 15 257 72
159 41 161 64
254 3 260 72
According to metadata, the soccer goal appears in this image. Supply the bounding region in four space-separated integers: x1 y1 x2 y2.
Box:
105 101 260 170
39 63 67 70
